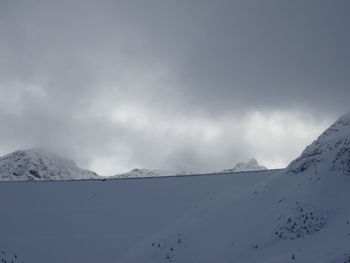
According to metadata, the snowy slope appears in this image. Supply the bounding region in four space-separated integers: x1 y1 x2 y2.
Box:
1 166 349 263
0 170 277 263
222 158 267 172
0 114 349 263
0 148 100 181
118 168 349 263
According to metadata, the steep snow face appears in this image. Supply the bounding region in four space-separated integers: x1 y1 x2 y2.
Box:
114 168 171 178
287 113 350 175
223 158 267 172
0 148 100 181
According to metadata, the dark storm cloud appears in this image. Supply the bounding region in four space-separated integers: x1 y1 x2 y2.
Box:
0 0 349 174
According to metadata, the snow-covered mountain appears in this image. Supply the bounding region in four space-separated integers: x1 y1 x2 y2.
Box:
287 112 350 175
114 168 171 178
0 148 100 181
222 158 267 173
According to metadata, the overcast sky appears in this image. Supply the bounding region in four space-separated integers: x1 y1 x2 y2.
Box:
0 0 349 175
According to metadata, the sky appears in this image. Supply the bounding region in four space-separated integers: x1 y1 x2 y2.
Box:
0 0 349 175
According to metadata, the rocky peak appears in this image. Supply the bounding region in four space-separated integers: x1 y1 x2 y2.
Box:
223 158 267 173
287 113 350 175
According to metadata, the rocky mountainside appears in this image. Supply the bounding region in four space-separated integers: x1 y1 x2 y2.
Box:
222 158 267 173
287 112 350 175
0 148 100 181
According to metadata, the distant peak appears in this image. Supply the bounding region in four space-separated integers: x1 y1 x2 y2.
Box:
222 158 267 173
0 148 99 181
10 148 73 165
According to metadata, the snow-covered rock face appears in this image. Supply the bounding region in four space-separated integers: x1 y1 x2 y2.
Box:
287 113 350 175
0 148 100 181
223 158 267 173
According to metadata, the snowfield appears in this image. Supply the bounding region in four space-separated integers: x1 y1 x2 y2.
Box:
0 168 349 263
0 113 349 263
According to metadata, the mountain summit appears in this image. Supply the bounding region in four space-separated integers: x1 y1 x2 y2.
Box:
223 158 267 173
287 112 350 175
0 148 100 181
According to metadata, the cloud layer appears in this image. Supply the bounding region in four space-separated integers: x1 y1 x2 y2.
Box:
0 0 348 175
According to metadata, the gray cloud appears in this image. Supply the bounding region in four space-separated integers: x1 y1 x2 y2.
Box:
0 0 349 175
